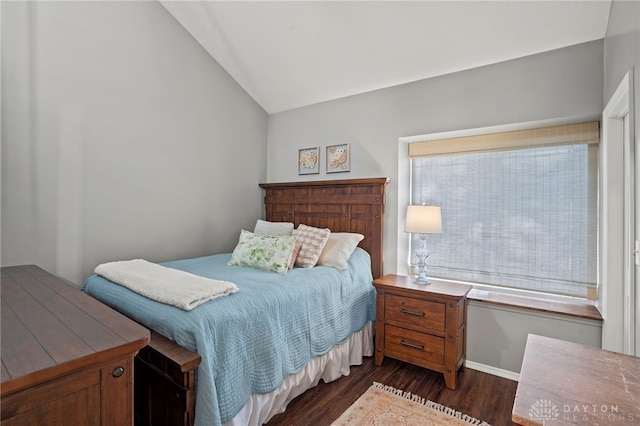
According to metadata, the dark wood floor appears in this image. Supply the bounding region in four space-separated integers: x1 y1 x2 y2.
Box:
267 356 518 426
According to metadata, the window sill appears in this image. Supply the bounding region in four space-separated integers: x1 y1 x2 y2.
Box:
467 289 603 321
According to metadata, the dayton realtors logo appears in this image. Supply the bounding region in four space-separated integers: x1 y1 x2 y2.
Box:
529 399 559 423
529 399 637 424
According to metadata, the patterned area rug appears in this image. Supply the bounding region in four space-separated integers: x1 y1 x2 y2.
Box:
331 382 491 426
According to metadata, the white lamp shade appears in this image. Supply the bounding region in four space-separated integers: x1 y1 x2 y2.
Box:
404 205 442 234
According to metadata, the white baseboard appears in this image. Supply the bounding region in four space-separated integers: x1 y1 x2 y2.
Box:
464 360 520 382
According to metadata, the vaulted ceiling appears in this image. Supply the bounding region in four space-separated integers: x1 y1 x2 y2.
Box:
161 1 612 114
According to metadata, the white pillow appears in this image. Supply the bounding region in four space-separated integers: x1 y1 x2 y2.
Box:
253 219 294 236
292 224 331 268
317 233 365 270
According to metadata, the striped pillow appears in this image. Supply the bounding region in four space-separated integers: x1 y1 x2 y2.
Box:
288 240 302 269
292 224 331 268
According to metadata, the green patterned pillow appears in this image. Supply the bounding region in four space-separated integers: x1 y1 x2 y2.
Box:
228 230 298 274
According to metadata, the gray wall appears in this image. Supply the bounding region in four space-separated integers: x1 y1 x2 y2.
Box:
604 0 639 117
268 40 604 281
466 302 602 376
1 1 268 285
267 40 605 375
0 2 612 376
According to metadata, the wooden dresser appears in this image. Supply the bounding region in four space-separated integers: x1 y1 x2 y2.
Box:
373 274 471 390
1 265 150 425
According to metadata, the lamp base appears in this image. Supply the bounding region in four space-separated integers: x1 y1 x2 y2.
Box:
413 233 431 285
413 275 431 285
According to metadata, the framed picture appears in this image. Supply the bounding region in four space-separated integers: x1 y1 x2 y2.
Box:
298 147 320 175
326 143 350 173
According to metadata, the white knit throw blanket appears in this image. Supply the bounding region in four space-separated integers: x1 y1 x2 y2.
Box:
94 259 238 311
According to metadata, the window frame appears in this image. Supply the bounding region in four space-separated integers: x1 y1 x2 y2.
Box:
397 117 601 304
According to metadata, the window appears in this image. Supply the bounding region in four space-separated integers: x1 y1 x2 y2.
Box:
409 122 599 299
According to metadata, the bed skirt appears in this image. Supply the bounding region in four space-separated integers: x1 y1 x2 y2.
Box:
225 321 374 426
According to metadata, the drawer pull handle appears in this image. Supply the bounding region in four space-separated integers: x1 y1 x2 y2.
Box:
401 308 425 317
111 366 125 378
400 340 424 350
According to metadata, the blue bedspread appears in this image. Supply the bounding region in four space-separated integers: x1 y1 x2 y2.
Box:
82 248 375 426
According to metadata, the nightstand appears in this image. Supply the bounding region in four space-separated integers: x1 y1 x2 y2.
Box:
373 274 471 390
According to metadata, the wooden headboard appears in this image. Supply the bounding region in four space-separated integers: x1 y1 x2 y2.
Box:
259 177 388 279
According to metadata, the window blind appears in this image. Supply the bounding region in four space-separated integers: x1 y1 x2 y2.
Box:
409 121 599 158
409 121 599 299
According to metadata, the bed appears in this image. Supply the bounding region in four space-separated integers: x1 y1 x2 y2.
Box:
82 177 388 426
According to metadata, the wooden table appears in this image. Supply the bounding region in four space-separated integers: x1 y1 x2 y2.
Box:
373 274 471 390
1 265 150 425
512 334 640 425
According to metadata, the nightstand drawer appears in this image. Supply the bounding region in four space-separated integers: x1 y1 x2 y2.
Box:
385 325 444 367
385 293 445 334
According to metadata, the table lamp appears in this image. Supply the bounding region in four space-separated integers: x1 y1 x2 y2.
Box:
404 205 442 284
